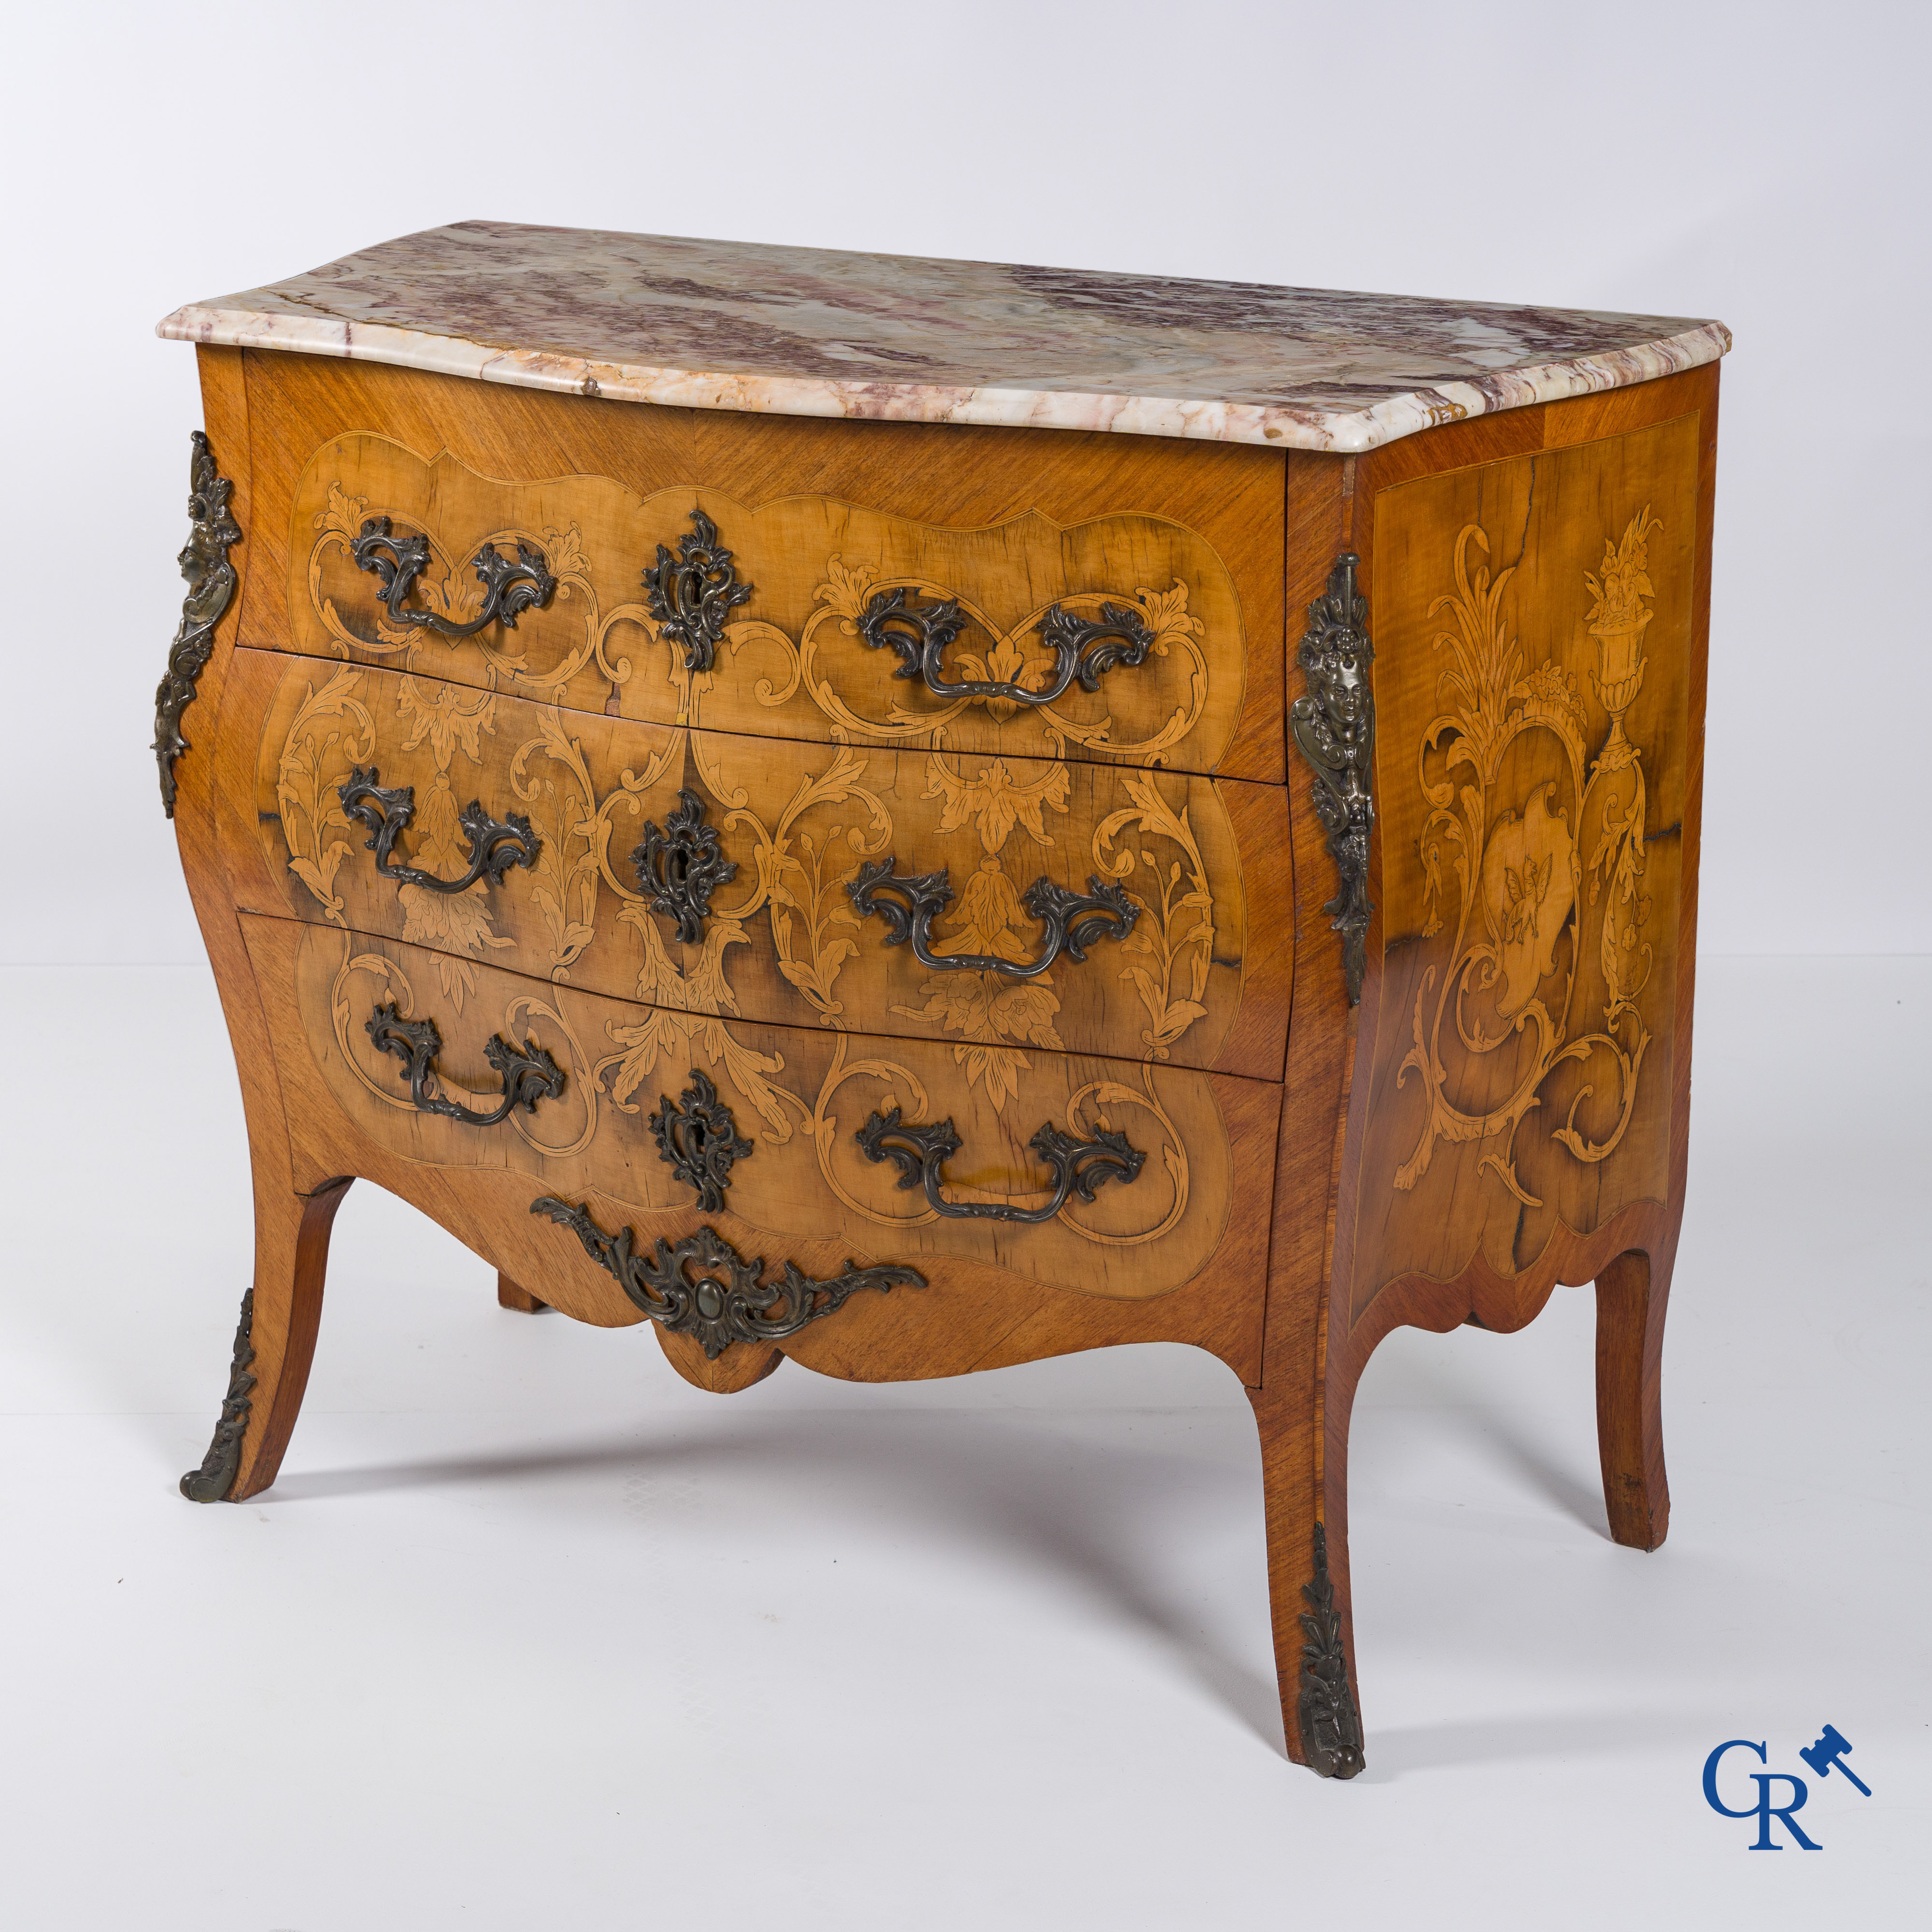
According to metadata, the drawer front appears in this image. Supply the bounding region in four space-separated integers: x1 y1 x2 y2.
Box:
249 653 1291 1081
246 919 1276 1305
285 431 1251 777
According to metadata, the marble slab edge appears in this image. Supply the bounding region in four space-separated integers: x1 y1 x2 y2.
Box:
156 303 1732 456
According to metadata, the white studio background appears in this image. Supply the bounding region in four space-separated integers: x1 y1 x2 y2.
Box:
1 11 1928 1931
0 0 1925 966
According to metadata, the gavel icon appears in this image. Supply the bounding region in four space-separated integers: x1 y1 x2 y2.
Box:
1798 1724 1871 1796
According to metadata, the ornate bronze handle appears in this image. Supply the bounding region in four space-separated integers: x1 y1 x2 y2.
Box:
531 1199 923 1360
858 588 1156 707
856 1106 1144 1223
632 789 738 942
350 516 557 638
847 858 1136 980
368 1003 565 1126
339 765 540 894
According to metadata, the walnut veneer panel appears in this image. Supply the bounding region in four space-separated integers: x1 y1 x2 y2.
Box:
234 353 1288 782
241 651 1290 1080
1345 411 1699 1320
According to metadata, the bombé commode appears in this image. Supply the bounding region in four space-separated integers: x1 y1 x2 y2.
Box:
155 222 1727 1778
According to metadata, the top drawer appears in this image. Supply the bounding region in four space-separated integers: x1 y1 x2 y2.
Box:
228 353 1287 782
289 433 1251 776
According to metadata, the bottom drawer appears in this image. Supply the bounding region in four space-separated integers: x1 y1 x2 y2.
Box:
240 917 1279 1359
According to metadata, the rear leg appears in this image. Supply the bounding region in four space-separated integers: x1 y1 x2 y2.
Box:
497 1271 549 1313
1594 1247 1671 1550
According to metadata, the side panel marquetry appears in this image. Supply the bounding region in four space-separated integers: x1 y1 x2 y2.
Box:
244 651 1289 1080
238 917 1269 1306
284 433 1252 778
1347 412 1699 1317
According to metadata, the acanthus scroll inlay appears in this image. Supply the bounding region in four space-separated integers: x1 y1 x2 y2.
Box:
276 669 1211 1248
291 440 1245 774
1397 509 1661 1208
275 458 1239 1247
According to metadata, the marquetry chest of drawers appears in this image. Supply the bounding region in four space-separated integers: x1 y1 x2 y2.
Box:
156 222 1727 1778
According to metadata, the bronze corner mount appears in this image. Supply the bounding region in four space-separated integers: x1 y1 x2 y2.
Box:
1289 553 1376 1005
531 1199 923 1360
179 1288 257 1502
154 431 242 818
1298 1521 1365 1778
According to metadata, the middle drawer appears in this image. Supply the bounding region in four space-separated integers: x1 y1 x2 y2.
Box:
246 654 1292 1080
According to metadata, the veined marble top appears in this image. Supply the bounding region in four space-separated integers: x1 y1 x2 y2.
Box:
157 221 1730 455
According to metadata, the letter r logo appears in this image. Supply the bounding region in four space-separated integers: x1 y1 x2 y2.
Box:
1702 1740 1822 1849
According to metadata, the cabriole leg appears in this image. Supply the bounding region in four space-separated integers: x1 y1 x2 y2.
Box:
1594 1247 1671 1551
180 1177 352 1503
1250 1388 1366 1778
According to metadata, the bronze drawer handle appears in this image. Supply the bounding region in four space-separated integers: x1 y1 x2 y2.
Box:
339 765 541 894
531 1200 923 1360
367 1002 565 1127
350 516 557 638
858 587 1157 707
847 858 1137 980
856 1106 1144 1223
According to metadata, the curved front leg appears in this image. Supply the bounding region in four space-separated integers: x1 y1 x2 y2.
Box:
1249 1381 1366 1779
180 1178 352 1503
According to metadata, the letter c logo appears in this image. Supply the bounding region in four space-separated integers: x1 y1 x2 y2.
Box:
1703 1739 1767 1818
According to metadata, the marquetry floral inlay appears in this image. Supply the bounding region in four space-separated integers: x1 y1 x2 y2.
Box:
388 678 513 1008
1397 510 1660 1207
276 669 374 928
